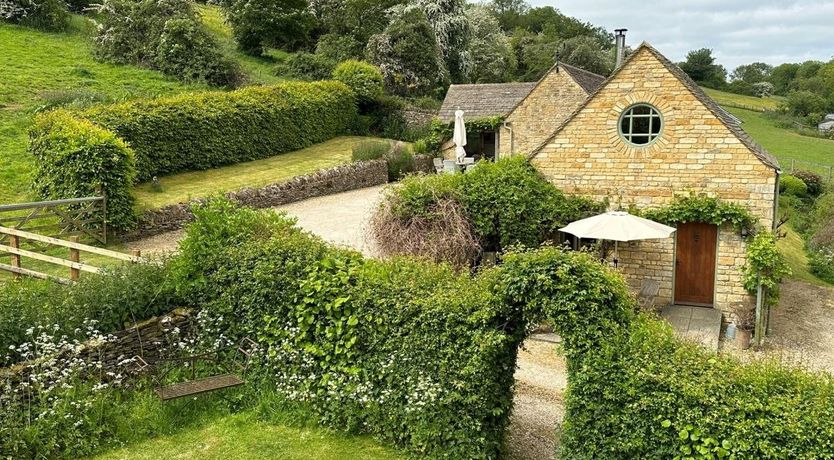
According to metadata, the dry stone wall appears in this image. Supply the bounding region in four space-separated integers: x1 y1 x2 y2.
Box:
120 160 388 241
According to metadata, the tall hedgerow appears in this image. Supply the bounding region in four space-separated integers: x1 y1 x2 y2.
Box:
30 109 137 231
83 81 357 181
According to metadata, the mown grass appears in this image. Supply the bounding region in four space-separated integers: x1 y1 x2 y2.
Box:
724 107 834 168
89 411 403 460
132 136 388 210
702 87 783 112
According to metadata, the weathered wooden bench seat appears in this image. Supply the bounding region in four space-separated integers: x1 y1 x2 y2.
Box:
155 373 244 401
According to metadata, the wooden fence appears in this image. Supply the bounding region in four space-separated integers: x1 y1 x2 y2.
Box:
0 196 107 246
0 226 142 285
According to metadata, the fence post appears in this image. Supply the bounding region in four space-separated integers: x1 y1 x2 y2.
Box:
69 236 80 281
790 158 795 173
10 235 20 279
829 166 832 183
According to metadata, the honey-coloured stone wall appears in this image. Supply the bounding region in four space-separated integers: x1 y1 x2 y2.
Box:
531 46 779 317
498 66 589 157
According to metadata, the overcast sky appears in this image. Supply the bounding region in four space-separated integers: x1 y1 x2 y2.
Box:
527 0 834 71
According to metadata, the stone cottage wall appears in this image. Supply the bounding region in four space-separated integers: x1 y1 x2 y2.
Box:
531 47 778 317
498 67 589 157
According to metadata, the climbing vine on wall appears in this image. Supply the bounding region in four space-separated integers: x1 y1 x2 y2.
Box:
742 232 791 307
641 194 757 234
641 194 788 303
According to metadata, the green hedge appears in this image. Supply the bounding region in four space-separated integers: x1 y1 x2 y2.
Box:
381 157 605 253
82 81 356 181
501 246 834 459
30 109 137 231
171 199 524 458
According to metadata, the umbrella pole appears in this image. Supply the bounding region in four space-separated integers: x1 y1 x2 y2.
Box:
614 241 619 268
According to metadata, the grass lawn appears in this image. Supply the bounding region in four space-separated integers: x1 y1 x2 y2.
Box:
702 87 783 112
90 412 402 460
725 107 834 168
132 136 381 210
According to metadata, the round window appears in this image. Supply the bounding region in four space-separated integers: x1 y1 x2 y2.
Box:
619 104 662 146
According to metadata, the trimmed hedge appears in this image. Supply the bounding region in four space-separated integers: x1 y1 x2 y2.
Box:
502 246 834 459
171 199 525 458
30 109 137 231
780 174 808 197
83 81 357 181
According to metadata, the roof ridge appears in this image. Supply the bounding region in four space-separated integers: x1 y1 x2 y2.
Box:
528 43 780 171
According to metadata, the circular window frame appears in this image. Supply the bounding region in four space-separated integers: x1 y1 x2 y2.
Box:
618 103 663 147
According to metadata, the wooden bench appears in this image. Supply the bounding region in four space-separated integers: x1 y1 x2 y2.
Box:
133 337 256 401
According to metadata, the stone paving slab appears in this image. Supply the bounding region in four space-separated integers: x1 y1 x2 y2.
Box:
661 305 722 352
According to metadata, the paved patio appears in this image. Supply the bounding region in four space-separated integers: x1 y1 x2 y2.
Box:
661 305 722 352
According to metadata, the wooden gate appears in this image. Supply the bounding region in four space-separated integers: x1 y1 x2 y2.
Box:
674 222 718 306
0 196 107 245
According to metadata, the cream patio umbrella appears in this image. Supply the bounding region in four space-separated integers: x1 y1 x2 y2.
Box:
453 109 467 164
559 211 676 267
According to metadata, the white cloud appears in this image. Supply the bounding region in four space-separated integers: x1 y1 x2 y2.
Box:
526 0 834 70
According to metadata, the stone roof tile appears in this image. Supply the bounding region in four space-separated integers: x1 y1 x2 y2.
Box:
437 82 538 122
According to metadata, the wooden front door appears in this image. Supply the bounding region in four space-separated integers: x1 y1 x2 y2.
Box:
674 222 717 306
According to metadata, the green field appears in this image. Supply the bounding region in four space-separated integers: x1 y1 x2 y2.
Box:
90 412 402 460
702 87 783 111
725 107 834 169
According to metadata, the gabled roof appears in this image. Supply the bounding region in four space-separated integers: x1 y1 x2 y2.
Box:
559 63 606 94
438 82 537 122
529 43 781 171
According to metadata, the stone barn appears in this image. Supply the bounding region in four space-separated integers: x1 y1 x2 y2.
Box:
438 41 781 318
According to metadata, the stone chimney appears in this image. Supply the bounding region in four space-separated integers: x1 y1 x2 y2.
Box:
615 29 627 69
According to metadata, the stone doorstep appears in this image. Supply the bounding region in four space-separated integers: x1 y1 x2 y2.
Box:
661 305 722 352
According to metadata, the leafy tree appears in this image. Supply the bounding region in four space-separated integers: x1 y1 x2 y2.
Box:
730 62 773 84
92 0 242 86
365 8 447 96
466 5 515 82
1 0 69 30
785 90 828 119
752 81 775 98
315 33 363 63
487 0 528 30
559 35 612 76
395 0 471 82
332 60 384 101
309 0 403 44
770 62 800 95
678 48 726 88
510 28 558 81
220 0 315 56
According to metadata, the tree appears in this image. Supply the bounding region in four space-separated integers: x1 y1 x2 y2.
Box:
785 90 828 118
678 48 726 88
510 28 558 81
465 5 515 82
770 63 800 95
309 0 403 45
365 8 447 95
752 81 775 98
220 0 314 56
559 35 612 76
400 0 471 82
731 62 773 84
487 0 528 31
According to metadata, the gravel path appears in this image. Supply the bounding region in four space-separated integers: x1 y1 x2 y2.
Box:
723 279 834 374
123 185 387 257
506 338 567 460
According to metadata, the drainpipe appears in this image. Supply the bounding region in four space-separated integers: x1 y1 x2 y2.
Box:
502 121 514 157
615 29 628 69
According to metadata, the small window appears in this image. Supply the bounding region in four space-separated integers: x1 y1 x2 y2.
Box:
619 104 662 146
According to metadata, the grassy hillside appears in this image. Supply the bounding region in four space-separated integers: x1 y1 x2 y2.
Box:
702 87 783 111
0 18 203 204
726 107 834 169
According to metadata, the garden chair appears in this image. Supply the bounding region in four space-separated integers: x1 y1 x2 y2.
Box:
637 279 661 311
433 158 443 174
133 337 257 401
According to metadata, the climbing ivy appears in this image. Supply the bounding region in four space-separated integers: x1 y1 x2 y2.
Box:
642 194 758 235
742 231 791 307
